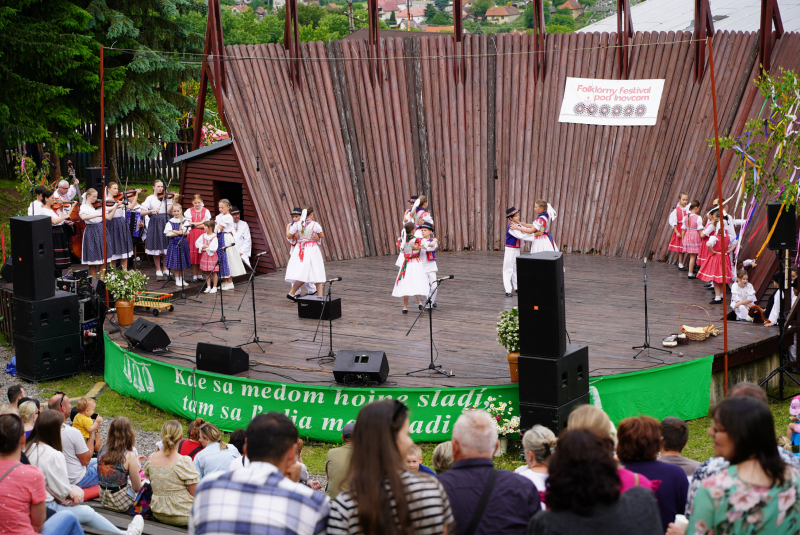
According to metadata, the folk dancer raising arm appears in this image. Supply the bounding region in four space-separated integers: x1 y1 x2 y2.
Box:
286 207 317 297
285 206 326 300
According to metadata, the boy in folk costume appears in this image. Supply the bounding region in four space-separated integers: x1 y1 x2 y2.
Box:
285 206 326 300
668 192 690 271
418 223 439 309
286 207 317 297
393 221 429 313
503 207 527 297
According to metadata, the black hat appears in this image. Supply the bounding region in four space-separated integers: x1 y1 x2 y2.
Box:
291 207 302 215
506 207 520 218
408 195 419 204
773 272 783 285
418 223 434 232
231 206 240 214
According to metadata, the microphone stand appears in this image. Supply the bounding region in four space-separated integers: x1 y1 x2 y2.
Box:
406 277 453 376
237 253 272 352
200 246 240 330
308 279 338 361
632 258 672 359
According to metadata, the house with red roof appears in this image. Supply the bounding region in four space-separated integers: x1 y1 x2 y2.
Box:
484 5 522 24
558 0 585 19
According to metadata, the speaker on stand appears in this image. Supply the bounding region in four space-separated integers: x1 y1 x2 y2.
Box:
85 167 106 193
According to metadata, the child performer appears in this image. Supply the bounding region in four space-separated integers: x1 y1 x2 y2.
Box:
164 203 191 288
668 192 690 270
765 273 799 327
392 222 429 313
413 195 434 236
185 195 211 283
215 199 247 291
503 207 525 297
530 200 558 253
699 207 716 290
286 207 317 297
418 223 438 309
682 201 703 279
139 179 173 280
285 206 326 299
730 270 764 322
105 182 134 270
195 221 219 294
397 197 421 268
79 188 122 279
698 208 734 304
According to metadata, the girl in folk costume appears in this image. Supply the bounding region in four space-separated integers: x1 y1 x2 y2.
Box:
681 201 703 280
286 207 317 297
698 207 717 290
105 182 134 270
393 221 430 313
215 199 247 291
285 206 326 300
79 188 123 279
195 221 219 294
730 269 764 323
413 195 434 237
396 196 425 267
667 192 690 270
698 208 735 304
39 190 78 274
139 180 173 280
185 195 211 283
508 201 559 252
418 223 439 309
164 203 192 289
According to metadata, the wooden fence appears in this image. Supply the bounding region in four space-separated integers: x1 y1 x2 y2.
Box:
221 30 800 278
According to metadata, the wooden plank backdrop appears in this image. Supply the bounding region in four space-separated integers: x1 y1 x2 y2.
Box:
218 31 800 296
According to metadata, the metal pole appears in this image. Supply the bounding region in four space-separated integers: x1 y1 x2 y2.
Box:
708 36 728 395
99 45 109 308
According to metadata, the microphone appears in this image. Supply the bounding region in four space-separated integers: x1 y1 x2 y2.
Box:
254 251 270 257
437 275 455 282
326 277 342 282
218 244 234 251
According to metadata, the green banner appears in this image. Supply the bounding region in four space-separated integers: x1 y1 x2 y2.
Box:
104 335 712 441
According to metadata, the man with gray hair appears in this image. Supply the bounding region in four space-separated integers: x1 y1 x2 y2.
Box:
55 176 80 221
438 410 540 534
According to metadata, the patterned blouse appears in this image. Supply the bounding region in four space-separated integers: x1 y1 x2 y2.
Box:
144 455 200 521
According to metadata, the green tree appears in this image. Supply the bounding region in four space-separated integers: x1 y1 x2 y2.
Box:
472 0 494 18
428 11 452 25
276 3 327 28
543 0 551 22
388 10 397 27
577 0 595 5
424 4 438 20
434 0 450 10
555 7 571 15
547 13 574 30
524 2 533 28
546 24 572 33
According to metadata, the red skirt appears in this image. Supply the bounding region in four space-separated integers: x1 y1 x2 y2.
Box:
188 227 205 264
697 236 709 267
698 252 732 284
668 227 683 252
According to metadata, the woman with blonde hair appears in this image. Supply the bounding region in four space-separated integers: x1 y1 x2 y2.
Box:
214 199 246 291
144 420 200 526
432 440 453 474
18 400 38 438
193 422 240 478
97 417 143 512
515 425 556 509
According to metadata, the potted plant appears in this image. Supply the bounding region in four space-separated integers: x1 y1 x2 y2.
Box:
101 268 148 325
464 397 520 456
497 307 520 382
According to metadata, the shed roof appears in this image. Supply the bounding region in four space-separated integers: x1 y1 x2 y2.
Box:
173 138 234 164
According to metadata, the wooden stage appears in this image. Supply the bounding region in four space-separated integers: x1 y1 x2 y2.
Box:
108 252 781 389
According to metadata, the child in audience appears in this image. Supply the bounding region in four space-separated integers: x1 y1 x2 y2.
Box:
73 396 103 453
405 444 435 475
786 395 800 447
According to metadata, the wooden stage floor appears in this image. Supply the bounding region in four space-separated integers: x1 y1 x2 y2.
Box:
108 252 779 388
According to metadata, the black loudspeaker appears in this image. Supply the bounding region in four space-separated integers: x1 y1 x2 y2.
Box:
13 290 79 339
517 251 566 358
767 203 797 250
518 344 589 406
11 216 55 301
85 167 106 192
124 318 171 352
297 295 342 320
1 256 12 283
519 394 590 435
333 350 389 384
196 343 249 375
15 334 81 381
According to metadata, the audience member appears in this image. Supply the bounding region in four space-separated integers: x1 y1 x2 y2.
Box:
0 412 85 535
19 401 38 438
145 421 200 526
685 382 800 513
670 396 800 535
8 385 25 408
228 429 250 470
48 394 98 488
326 421 354 498
438 410 539 535
296 438 322 489
72 397 102 454
190 413 329 535
25 410 144 535
178 418 205 459
193 423 240 478
617 416 688 532
406 443 436 475
432 441 454 474
659 416 700 477
527 428 663 535
567 405 659 493
515 425 556 510
328 400 453 534
97 417 143 513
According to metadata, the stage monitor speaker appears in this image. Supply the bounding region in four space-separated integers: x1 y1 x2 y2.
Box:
196 343 249 375
11 216 55 301
518 344 589 407
767 203 797 250
297 295 342 321
1 256 12 283
15 333 81 381
85 167 106 192
519 394 590 436
517 251 566 359
13 290 79 339
333 350 389 384
124 318 171 352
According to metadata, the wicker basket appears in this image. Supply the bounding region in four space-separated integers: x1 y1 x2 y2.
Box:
679 305 711 341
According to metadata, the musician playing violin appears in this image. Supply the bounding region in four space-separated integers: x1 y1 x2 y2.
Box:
79 188 123 279
104 182 135 270
40 189 78 273
139 179 175 281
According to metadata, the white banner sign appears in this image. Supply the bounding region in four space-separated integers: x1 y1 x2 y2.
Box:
558 77 665 126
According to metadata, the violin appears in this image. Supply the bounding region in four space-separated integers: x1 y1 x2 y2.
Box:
51 200 77 211
113 189 146 201
92 200 122 209
157 192 178 200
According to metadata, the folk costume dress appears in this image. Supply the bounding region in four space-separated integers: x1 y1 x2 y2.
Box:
392 234 429 298
215 214 247 278
141 194 172 256
164 218 191 271
194 234 219 272
284 219 326 284
184 206 211 265
40 206 71 271
286 230 316 294
79 204 107 265
419 237 439 304
531 205 558 253
698 224 732 284
106 195 133 261
730 281 757 321
503 223 524 295
668 204 688 253
682 213 703 255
